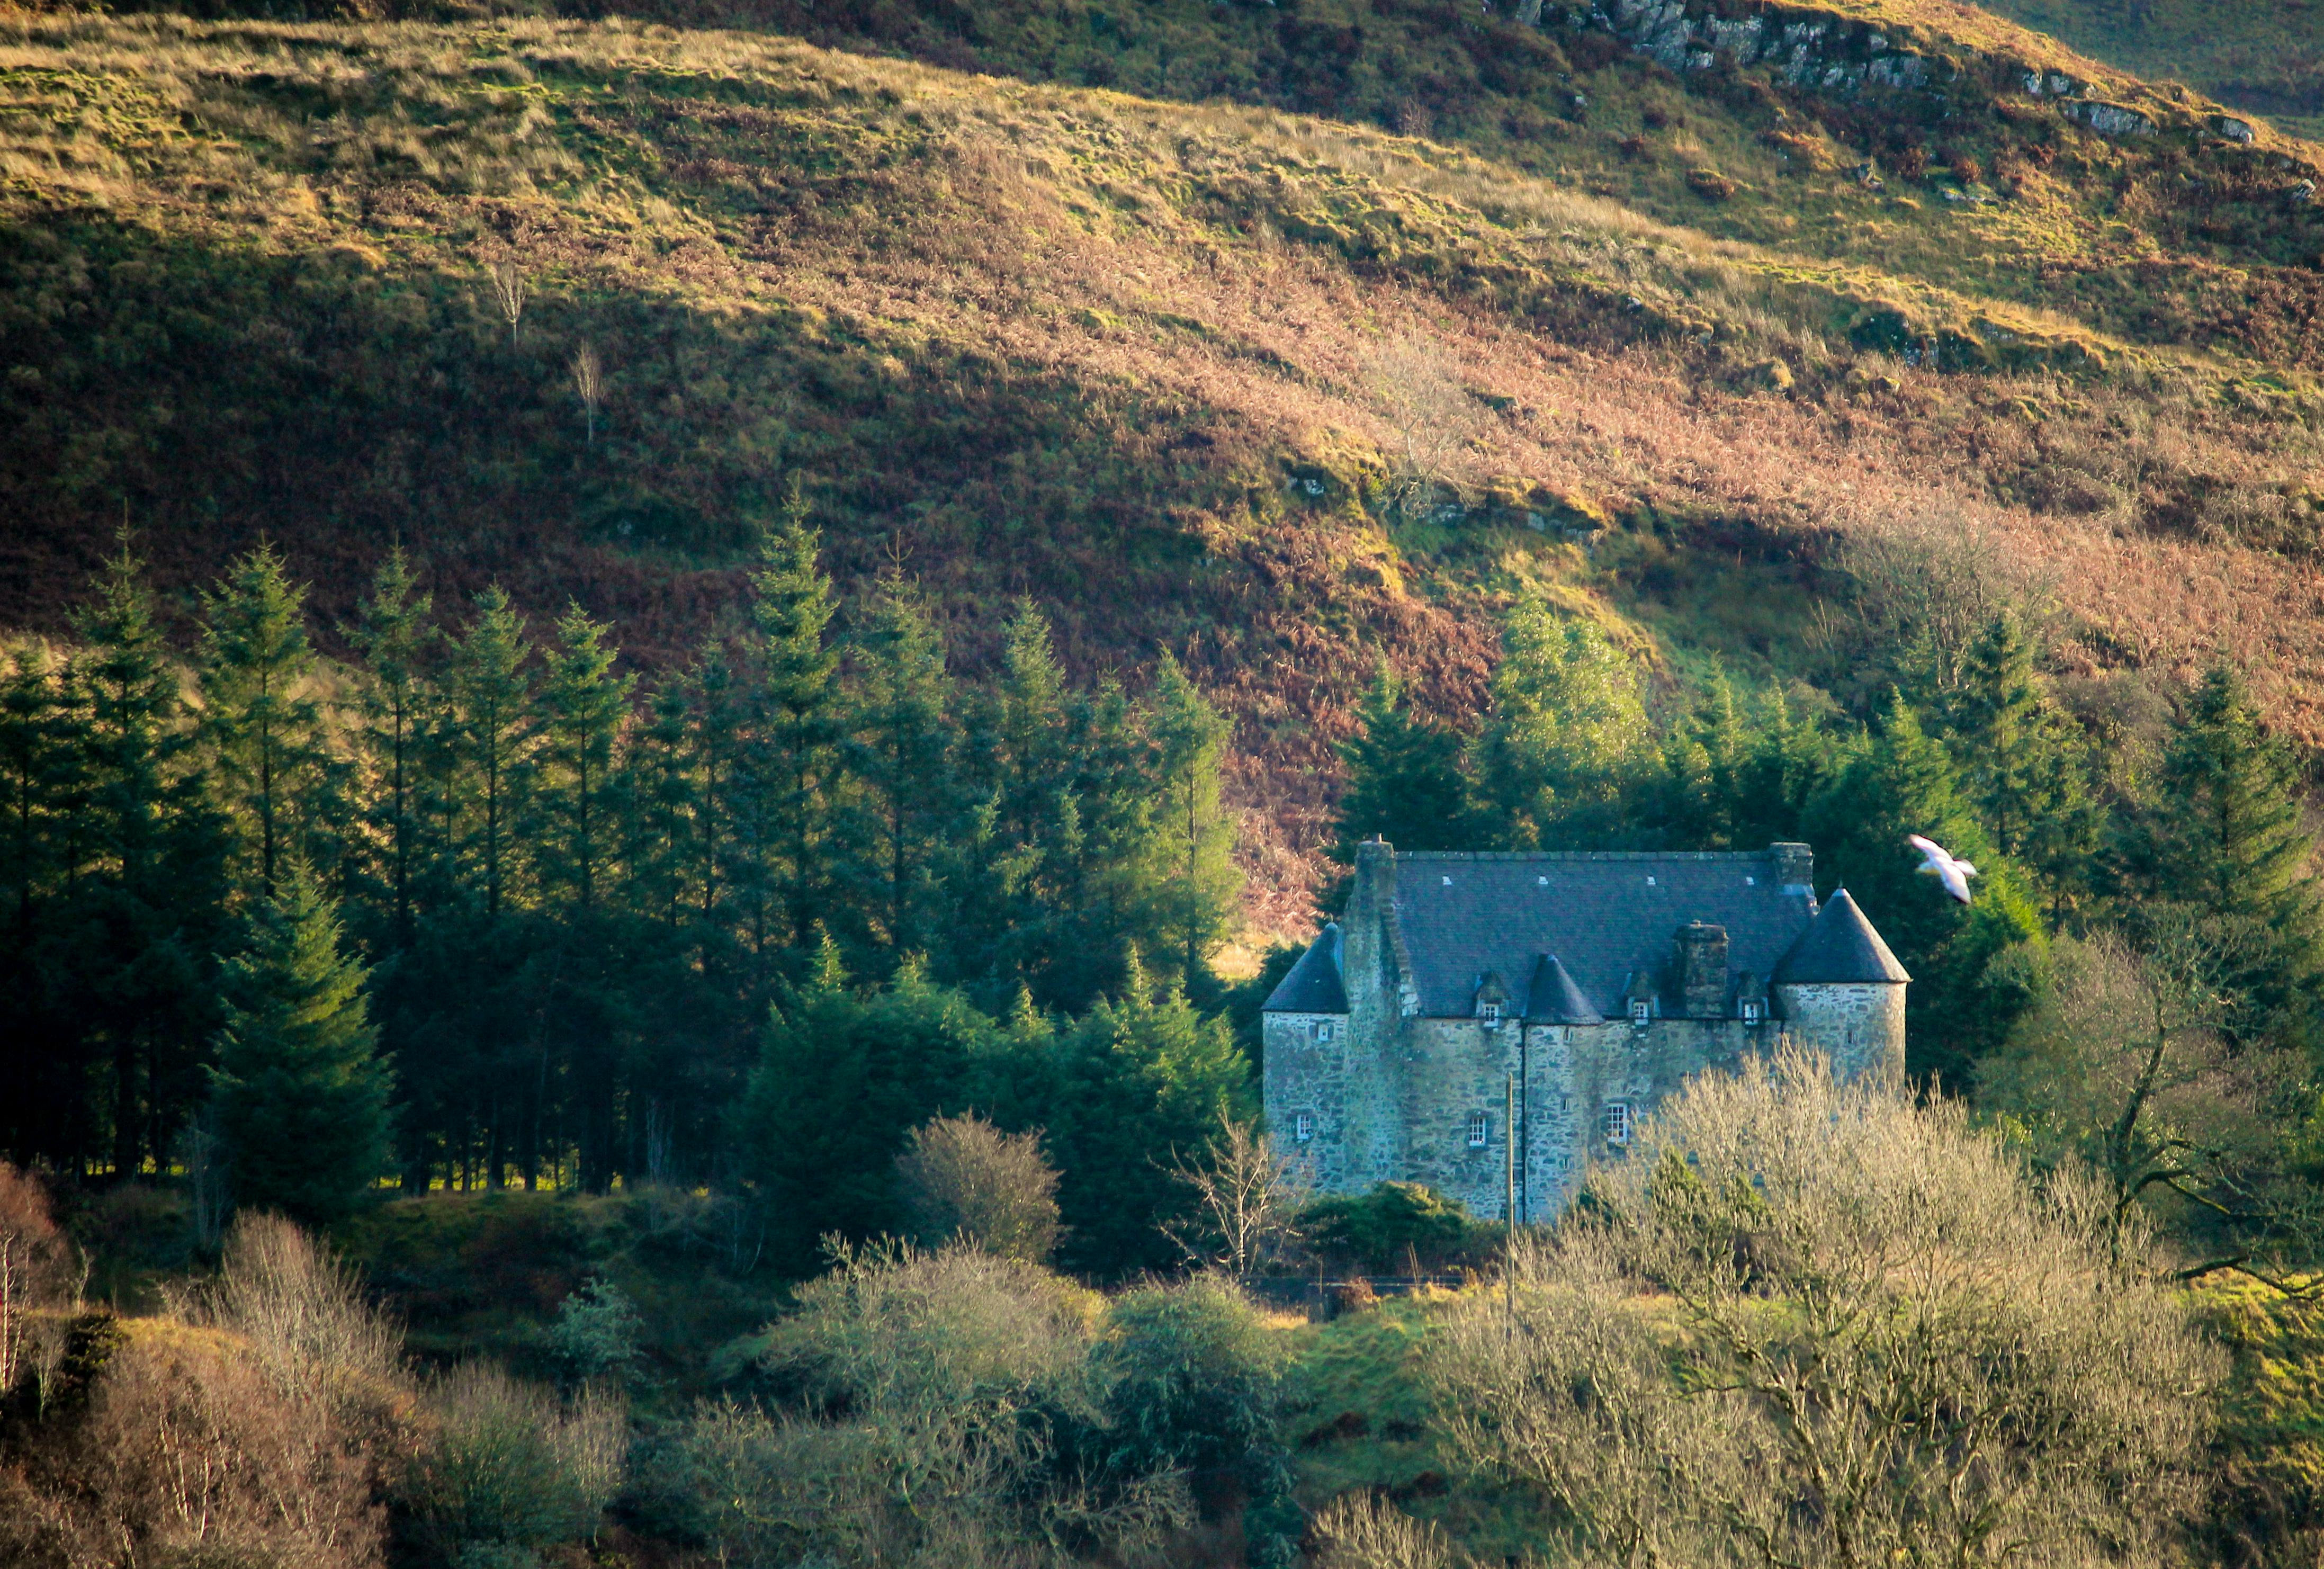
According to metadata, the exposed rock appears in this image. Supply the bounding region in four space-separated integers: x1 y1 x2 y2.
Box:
2212 115 2257 144
2065 100 2157 137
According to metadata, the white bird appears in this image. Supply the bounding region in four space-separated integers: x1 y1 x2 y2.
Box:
1907 834 1977 904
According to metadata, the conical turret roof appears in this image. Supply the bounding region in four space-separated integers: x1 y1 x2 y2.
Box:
1262 923 1349 1013
1772 889 1910 984
1524 953 1603 1023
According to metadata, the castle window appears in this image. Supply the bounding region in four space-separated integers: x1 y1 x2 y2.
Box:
1478 1001 1501 1026
1295 1114 1315 1143
1315 1021 1336 1043
1740 999 1766 1025
1630 999 1652 1025
1467 1113 1489 1148
1603 1103 1631 1144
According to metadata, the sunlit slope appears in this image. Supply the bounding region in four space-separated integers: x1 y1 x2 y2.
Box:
3 8 2323 913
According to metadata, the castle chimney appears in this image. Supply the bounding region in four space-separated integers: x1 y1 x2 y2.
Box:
1352 837 1397 923
1770 842 1814 898
1676 921 1730 1018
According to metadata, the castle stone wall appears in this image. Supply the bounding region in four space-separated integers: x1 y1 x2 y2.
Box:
1776 982 1906 1084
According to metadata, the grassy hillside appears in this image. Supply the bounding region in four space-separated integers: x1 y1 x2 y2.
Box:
5 0 2324 918
1978 0 2324 142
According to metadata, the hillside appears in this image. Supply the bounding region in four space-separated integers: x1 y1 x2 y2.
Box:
5 0 2324 920
1977 0 2324 142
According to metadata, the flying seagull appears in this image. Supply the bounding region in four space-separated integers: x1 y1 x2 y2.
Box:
1907 834 1977 904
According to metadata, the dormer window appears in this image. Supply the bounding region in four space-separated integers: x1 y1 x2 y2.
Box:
1740 998 1766 1025
1478 1001 1501 1027
1467 1113 1490 1148
1630 999 1652 1025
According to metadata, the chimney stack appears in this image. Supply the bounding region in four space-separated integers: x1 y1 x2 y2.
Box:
1676 921 1730 1018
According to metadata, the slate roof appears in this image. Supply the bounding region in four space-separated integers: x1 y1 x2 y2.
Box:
1524 954 1603 1024
1375 849 1821 1019
1265 921 1348 1013
1770 888 1912 984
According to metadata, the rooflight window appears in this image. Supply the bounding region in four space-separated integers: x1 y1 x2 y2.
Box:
1467 1113 1490 1148
1537 875 1549 886
1646 875 1657 886
1745 875 1756 886
1442 875 1453 886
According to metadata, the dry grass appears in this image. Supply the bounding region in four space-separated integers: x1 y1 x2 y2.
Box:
4 8 2324 922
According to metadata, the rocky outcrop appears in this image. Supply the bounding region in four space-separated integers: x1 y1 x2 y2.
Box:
1568 0 2181 140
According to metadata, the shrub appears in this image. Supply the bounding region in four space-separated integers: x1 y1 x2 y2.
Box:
546 1277 645 1389
396 1365 624 1563
1299 1184 1476 1274
1309 1492 1461 1569
206 1212 401 1408
1428 1047 2225 1568
894 1114 1062 1264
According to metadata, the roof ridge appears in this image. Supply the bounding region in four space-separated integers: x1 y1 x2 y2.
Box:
1395 849 1776 863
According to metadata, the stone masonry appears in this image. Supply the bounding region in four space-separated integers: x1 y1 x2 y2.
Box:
1262 840 1909 1221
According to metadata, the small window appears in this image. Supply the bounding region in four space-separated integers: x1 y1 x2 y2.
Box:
1478 1001 1501 1026
1537 875 1549 887
1466 1113 1489 1148
1295 1113 1315 1143
1646 875 1656 886
1442 875 1453 886
1745 874 1756 886
1630 999 1652 1025
1740 999 1765 1026
1603 1103 1631 1144
1315 1020 1336 1043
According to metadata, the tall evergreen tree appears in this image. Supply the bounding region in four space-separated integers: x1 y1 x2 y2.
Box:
446 588 533 919
1475 603 1653 848
1150 655 1242 991
0 643 84 1168
1804 692 2044 1086
209 862 394 1225
73 544 229 1178
838 579 960 964
744 484 840 966
199 544 330 900
535 605 634 914
1332 665 1477 858
1948 612 2101 913
348 549 435 942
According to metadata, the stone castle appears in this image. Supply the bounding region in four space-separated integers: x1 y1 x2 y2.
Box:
1261 840 1909 1221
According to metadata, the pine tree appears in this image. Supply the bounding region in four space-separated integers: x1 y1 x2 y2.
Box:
209 862 394 1225
199 544 330 900
837 579 960 964
1475 602 1653 848
535 605 634 914
1332 665 1476 858
447 588 534 919
1948 612 2101 909
73 544 229 1179
1804 692 2043 1086
348 549 435 942
0 643 84 1169
629 672 699 930
2146 666 2324 1002
1150 654 1242 991
744 483 839 963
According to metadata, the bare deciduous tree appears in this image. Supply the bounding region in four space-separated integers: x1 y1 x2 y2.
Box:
1163 1115 1311 1279
1311 1492 1464 1569
570 343 604 446
0 1162 74 1398
1367 335 1482 523
1429 1047 2223 1569
894 1113 1062 1265
487 258 527 349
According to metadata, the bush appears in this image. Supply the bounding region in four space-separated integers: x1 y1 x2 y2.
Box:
0 1161 76 1399
1299 1184 1477 1275
396 1365 624 1563
1428 1047 2225 1568
545 1277 645 1389
894 1113 1062 1264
